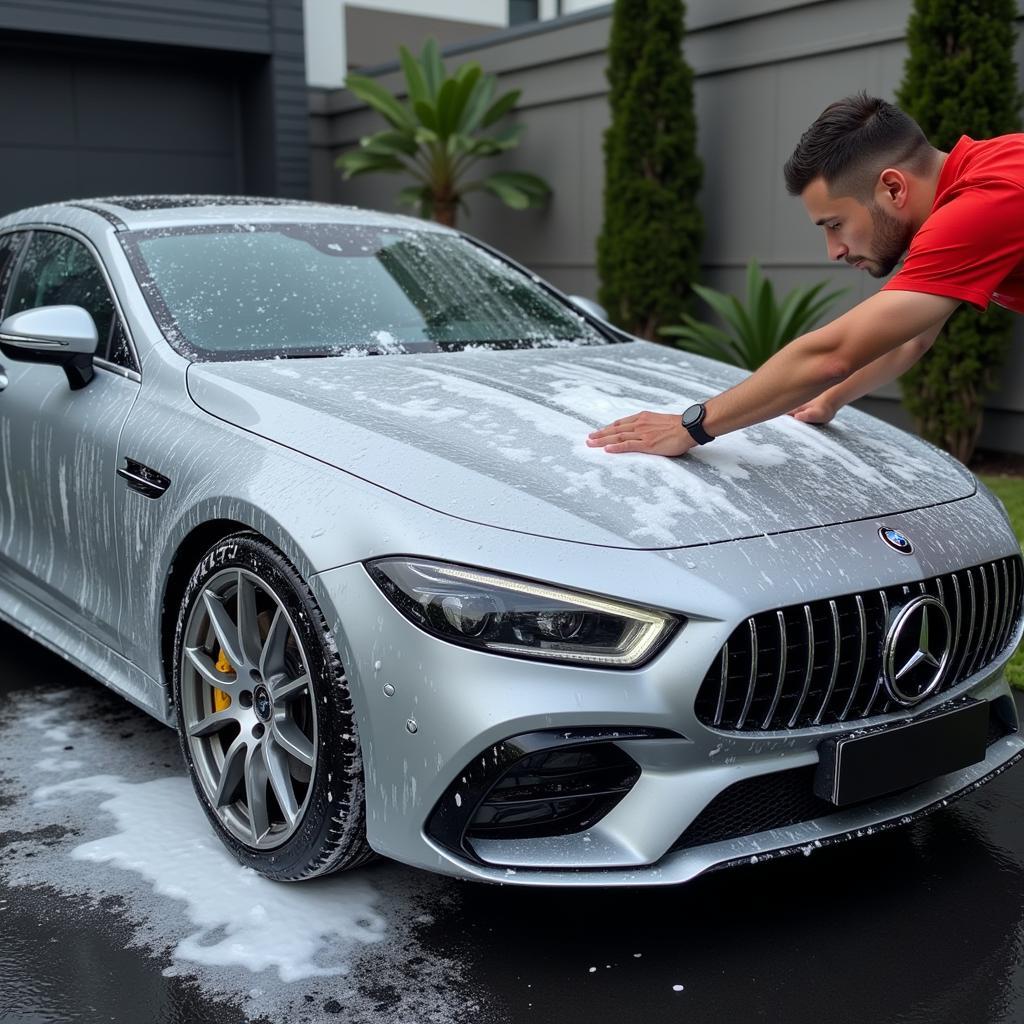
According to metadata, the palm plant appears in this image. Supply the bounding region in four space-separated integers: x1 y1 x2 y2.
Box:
336 39 550 228
659 260 846 370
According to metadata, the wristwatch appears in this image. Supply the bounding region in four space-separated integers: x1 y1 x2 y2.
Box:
681 403 715 445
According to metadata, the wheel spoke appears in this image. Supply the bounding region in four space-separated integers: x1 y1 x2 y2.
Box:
259 606 291 682
203 589 244 668
186 646 238 691
245 744 271 844
188 707 238 738
213 735 247 808
236 571 264 668
272 716 315 767
271 673 310 702
263 737 300 827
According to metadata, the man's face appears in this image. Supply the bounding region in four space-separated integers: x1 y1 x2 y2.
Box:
801 177 915 278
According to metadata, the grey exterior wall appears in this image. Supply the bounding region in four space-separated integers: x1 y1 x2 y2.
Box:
346 7 508 69
0 0 309 204
310 0 1024 455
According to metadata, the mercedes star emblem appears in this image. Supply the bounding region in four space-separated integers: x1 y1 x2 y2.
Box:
882 595 952 705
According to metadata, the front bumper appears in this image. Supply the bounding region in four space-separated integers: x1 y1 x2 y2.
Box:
310 496 1024 886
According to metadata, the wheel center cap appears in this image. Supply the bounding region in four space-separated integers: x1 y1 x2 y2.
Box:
253 684 273 722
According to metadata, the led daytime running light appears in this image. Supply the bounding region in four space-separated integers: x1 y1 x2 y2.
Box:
369 559 675 669
430 564 667 666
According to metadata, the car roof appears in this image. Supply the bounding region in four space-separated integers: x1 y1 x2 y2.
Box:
0 195 451 234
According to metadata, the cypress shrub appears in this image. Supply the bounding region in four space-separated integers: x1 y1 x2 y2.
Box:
597 0 703 340
896 0 1022 463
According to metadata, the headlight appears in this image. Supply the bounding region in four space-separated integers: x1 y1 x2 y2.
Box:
365 558 679 668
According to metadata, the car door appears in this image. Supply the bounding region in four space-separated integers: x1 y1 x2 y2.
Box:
0 227 141 650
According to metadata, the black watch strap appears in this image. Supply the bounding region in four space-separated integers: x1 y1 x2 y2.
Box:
681 403 715 445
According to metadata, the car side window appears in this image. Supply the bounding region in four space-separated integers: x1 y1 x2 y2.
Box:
8 231 117 362
0 231 30 316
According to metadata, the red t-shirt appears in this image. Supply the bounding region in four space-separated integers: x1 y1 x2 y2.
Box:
882 134 1024 313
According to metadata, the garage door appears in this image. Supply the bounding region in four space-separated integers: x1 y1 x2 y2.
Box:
0 40 246 213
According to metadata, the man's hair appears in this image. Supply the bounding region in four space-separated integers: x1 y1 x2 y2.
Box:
783 93 934 199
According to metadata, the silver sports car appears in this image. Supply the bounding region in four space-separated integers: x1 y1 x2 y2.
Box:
0 195 1020 886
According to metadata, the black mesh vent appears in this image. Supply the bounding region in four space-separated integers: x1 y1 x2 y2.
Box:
466 743 640 841
695 556 1023 732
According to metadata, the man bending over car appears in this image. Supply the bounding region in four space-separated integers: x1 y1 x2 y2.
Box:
587 93 1024 456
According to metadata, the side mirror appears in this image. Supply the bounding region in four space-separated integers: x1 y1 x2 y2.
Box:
568 295 609 322
0 305 98 390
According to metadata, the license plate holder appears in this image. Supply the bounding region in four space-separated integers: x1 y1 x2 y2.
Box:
814 698 989 806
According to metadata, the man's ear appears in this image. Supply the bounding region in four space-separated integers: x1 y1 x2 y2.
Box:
876 167 910 208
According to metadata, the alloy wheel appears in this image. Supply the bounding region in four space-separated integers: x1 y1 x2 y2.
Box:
180 568 317 849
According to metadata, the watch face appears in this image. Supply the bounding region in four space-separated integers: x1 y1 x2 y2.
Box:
682 404 703 427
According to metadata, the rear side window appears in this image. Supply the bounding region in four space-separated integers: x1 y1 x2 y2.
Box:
8 231 117 361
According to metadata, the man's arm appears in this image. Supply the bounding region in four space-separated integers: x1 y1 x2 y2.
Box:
790 318 946 424
586 289 958 455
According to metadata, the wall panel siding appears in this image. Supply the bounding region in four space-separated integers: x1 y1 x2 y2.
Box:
0 0 308 201
0 0 272 52
311 0 1024 451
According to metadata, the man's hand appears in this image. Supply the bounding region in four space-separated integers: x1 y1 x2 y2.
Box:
788 396 837 424
586 411 697 456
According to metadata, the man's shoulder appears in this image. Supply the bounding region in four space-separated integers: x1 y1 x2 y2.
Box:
949 134 1024 190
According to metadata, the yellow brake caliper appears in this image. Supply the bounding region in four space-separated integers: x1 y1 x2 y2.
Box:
213 649 233 711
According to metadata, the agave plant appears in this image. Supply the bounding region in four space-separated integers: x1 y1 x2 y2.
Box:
336 39 550 228
659 261 847 370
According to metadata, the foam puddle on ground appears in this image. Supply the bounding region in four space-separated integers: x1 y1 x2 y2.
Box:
0 686 482 1023
35 774 385 981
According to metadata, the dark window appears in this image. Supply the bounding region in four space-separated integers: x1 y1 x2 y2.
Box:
8 231 116 361
0 232 30 317
509 0 540 25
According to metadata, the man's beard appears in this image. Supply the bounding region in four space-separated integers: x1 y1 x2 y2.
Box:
862 201 915 277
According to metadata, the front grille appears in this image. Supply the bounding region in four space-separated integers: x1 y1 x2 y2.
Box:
671 700 1015 853
695 556 1024 732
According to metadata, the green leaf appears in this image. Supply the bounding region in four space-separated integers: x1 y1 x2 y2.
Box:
447 133 475 156
660 318 747 366
483 171 550 200
399 45 429 106
413 100 439 133
435 78 460 138
480 89 521 128
661 262 845 370
481 124 525 151
344 73 414 130
452 65 483 132
481 179 531 209
360 131 417 158
455 60 482 84
414 124 439 145
420 37 446 99
459 73 496 134
335 150 405 178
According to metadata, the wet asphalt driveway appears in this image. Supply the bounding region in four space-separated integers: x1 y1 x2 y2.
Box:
3 619 1024 1024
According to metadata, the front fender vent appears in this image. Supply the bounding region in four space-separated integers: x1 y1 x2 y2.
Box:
117 457 170 499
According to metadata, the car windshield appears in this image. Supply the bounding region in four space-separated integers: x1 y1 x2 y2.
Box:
121 222 614 359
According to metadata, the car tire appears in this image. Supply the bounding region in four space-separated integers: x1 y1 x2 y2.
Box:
172 531 373 880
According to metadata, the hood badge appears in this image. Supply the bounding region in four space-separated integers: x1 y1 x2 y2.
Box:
882 595 952 706
879 526 913 555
